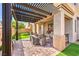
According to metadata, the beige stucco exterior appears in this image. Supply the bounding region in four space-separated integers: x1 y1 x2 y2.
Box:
29 3 79 51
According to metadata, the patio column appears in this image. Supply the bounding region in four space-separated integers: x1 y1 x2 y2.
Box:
36 23 39 34
53 9 66 51
41 24 44 34
43 23 45 34
39 23 41 34
35 23 37 34
70 15 77 42
2 3 11 56
31 23 36 34
16 20 18 40
44 22 48 33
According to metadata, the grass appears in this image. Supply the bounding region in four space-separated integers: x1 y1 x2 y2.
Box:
57 43 79 56
0 33 30 51
0 46 2 51
12 32 30 40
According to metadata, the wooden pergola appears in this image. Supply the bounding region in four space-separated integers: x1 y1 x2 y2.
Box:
12 3 54 22
2 3 58 56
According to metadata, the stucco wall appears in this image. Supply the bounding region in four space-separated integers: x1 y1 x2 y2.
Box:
77 19 79 39
65 19 73 42
54 10 65 35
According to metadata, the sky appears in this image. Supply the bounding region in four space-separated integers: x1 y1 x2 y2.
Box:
0 3 2 22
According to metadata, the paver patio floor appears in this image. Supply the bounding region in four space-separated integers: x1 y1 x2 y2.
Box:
12 40 24 56
0 39 60 56
22 40 60 56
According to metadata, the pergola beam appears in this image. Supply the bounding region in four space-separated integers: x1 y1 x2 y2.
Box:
18 18 37 23
15 11 43 19
17 16 38 23
16 13 42 20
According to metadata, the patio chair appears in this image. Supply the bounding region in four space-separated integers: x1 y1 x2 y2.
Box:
31 34 40 45
45 34 53 47
39 34 46 46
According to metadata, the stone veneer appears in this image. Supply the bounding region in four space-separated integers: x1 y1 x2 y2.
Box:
53 35 66 51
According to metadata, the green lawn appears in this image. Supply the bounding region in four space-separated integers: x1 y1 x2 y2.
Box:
12 32 30 40
0 33 30 51
0 46 2 51
57 43 79 56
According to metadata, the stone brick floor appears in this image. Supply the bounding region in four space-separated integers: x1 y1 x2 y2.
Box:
12 40 24 56
0 51 2 56
22 40 60 56
0 39 60 56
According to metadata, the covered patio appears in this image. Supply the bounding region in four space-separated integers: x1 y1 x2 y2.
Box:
2 3 75 56
2 3 61 56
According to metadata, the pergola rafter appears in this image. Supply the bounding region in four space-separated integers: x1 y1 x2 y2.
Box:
12 3 57 23
12 4 47 18
17 3 52 15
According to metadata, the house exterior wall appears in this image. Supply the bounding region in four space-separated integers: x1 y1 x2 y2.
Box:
77 19 79 40
65 19 73 42
56 3 78 43
30 3 79 50
62 4 78 42
72 15 77 42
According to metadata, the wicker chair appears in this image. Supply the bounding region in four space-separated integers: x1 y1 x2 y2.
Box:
39 34 46 46
31 34 40 45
